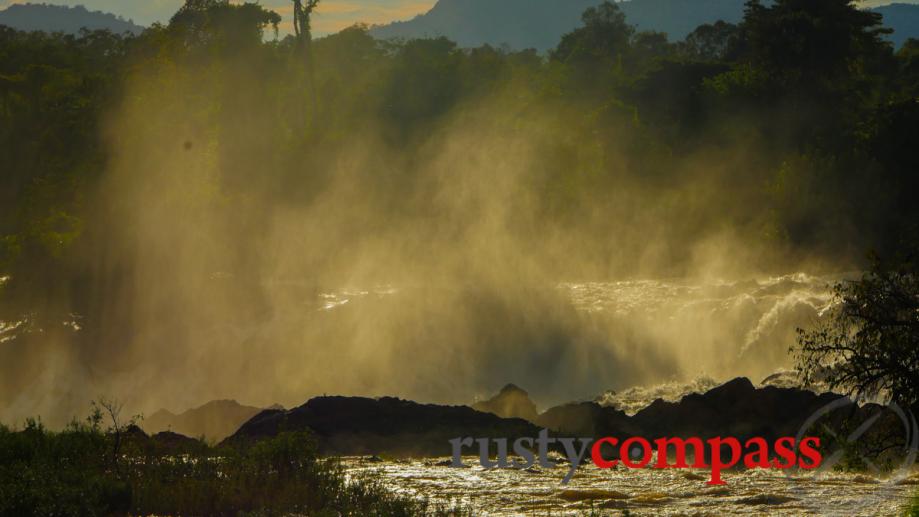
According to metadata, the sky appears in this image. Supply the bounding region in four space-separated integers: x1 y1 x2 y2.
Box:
0 0 914 36
0 0 437 35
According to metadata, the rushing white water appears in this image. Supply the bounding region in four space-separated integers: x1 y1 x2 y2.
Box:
0 272 844 429
312 272 842 412
313 273 840 403
345 456 917 516
557 273 839 398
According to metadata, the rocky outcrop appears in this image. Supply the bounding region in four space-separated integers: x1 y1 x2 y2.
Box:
536 401 636 437
223 396 540 457
150 431 206 452
627 377 850 441
121 425 205 454
472 384 539 422
143 400 277 442
223 379 904 464
538 377 899 454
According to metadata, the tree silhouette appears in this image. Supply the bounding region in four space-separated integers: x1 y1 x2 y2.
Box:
293 0 321 120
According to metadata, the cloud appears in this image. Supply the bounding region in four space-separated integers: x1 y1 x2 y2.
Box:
307 0 436 35
0 0 435 34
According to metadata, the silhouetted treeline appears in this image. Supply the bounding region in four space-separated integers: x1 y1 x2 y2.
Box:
2 0 919 328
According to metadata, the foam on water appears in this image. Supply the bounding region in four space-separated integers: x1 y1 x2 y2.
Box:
557 273 839 402
344 456 916 516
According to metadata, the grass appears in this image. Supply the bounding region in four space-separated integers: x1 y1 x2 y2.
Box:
0 406 469 516
907 493 919 517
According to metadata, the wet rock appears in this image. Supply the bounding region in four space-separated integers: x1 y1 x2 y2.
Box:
630 492 672 505
556 489 631 501
736 493 797 505
598 500 629 509
536 377 878 448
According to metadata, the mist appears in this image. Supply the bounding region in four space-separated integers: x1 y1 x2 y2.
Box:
0 3 894 428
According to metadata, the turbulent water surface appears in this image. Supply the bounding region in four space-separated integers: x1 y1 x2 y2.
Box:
331 274 915 516
345 456 916 516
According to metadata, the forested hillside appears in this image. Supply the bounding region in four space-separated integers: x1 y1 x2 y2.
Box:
0 4 143 35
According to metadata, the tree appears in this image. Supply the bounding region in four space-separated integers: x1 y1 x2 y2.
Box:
292 0 320 43
796 247 919 409
552 1 635 67
169 0 281 51
682 21 739 61
292 0 321 119
896 38 919 98
735 0 892 100
91 398 140 477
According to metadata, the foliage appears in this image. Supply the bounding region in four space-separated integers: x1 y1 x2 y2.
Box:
2 0 919 510
2 0 917 315
0 406 467 516
796 245 919 408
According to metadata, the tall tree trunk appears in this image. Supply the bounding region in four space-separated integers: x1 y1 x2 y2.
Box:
292 0 320 126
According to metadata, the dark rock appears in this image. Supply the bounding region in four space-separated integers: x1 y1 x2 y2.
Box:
536 401 632 437
535 376 904 470
151 431 205 453
223 378 902 465
224 396 541 457
628 377 846 441
120 426 203 455
736 494 797 505
120 424 150 449
122 424 148 440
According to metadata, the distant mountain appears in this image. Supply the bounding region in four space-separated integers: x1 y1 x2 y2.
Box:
471 383 539 422
875 3 919 48
143 399 282 442
619 0 746 40
370 0 919 50
371 0 600 51
369 0 745 51
0 3 144 35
